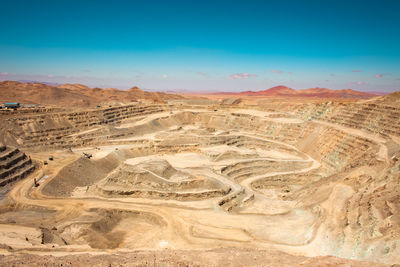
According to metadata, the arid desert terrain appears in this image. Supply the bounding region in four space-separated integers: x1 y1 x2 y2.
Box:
0 82 400 266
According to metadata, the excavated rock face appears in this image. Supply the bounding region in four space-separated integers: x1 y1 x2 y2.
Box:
96 159 226 197
0 101 399 265
0 143 35 198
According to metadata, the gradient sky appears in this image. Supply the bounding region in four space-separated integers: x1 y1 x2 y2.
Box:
1 0 400 92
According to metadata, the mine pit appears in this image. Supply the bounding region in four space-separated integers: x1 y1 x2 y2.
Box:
0 101 399 265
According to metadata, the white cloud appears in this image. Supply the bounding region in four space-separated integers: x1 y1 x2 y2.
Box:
0 72 8 76
349 81 369 85
162 74 168 79
375 73 391 78
228 73 258 79
196 72 207 76
270 70 283 74
269 70 293 74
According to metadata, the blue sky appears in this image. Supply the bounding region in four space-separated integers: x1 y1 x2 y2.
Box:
0 0 399 92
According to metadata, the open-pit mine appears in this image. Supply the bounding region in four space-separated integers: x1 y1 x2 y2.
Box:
0 93 400 266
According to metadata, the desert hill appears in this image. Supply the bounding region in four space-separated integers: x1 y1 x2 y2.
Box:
297 88 377 98
240 85 297 96
218 85 378 99
0 81 184 107
369 91 400 105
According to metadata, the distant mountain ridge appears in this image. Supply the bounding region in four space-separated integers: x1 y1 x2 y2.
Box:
17 80 61 86
0 81 184 107
216 85 378 99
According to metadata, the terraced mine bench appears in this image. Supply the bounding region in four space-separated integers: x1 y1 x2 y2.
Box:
0 143 35 194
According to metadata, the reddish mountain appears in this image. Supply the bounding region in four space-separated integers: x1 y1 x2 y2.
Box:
240 85 297 96
218 86 377 99
365 91 389 96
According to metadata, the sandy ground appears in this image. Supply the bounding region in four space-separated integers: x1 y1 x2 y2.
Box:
0 248 390 267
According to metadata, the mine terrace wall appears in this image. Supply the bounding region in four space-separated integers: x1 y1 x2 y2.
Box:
0 104 165 149
295 102 400 137
0 143 35 194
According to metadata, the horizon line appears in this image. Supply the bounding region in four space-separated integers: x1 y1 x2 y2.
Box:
0 79 393 95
